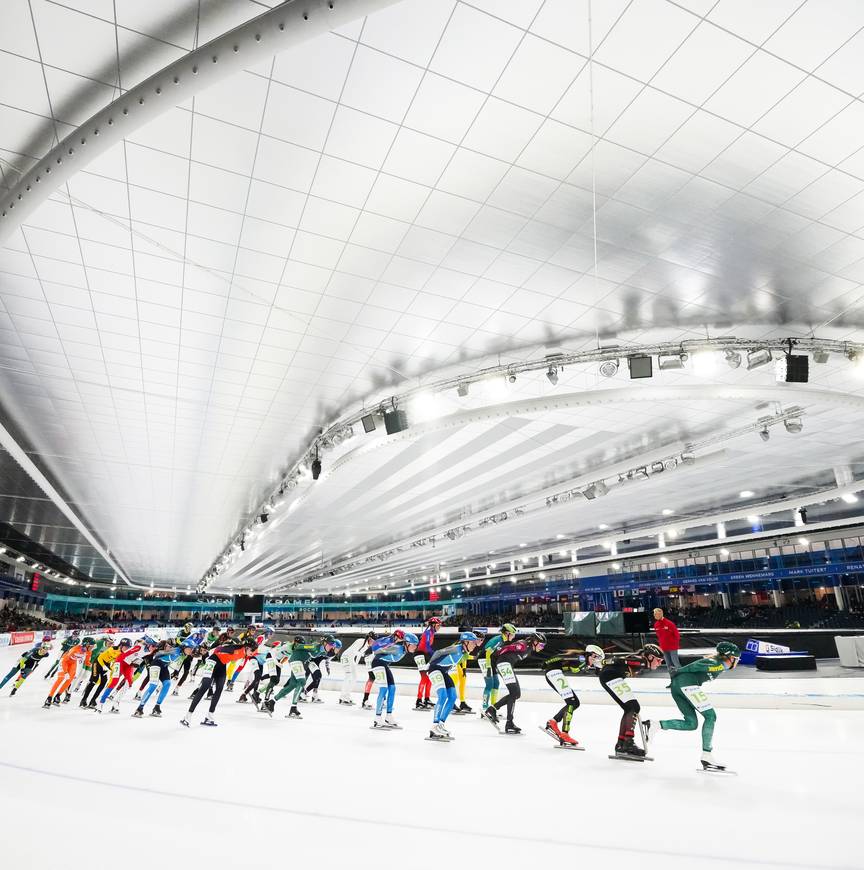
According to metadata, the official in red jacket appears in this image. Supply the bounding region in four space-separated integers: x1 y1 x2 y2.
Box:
652 608 681 675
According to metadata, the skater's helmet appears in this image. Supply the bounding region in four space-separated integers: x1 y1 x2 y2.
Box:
40 640 53 650
70 629 80 637
183 622 193 632
403 633 419 646
365 631 376 641
585 643 605 663
526 632 546 648
500 622 517 639
427 617 442 627
640 643 663 662
293 635 305 645
118 638 131 649
392 629 406 641
141 634 159 648
243 636 258 650
325 636 342 650
716 641 740 662
81 636 95 647
459 631 479 644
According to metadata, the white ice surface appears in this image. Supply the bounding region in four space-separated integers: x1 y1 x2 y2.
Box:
0 644 860 869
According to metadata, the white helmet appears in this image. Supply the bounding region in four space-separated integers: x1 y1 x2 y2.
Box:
585 644 605 663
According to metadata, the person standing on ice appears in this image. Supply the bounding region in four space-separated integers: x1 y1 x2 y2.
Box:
44 636 95 707
598 643 664 759
181 636 257 727
299 636 342 703
414 617 440 709
367 629 419 729
134 640 183 718
652 641 740 772
483 632 546 735
652 608 681 676
426 631 480 740
479 623 516 712
43 630 79 681
0 640 52 696
264 636 321 718
338 631 375 706
539 643 601 748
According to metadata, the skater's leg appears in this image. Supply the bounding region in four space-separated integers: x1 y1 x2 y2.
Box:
660 685 698 732
0 661 23 690
699 708 717 752
188 677 212 714
208 663 227 714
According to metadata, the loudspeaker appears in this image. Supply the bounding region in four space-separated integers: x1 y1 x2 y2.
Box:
384 409 408 434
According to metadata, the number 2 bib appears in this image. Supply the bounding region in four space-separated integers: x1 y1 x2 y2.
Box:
546 668 574 698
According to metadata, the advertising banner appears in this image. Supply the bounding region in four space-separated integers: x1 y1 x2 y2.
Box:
10 631 34 645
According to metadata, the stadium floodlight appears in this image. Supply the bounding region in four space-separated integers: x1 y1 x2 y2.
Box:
746 349 772 370
724 349 742 368
546 366 559 386
599 359 619 378
784 417 803 433
658 353 687 370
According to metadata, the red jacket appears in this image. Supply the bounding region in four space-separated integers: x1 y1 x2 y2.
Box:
653 618 680 651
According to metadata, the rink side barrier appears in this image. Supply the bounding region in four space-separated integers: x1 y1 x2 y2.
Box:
0 626 181 647
315 663 864 711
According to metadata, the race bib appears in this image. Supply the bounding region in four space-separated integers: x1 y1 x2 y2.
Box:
413 654 427 671
148 665 162 682
606 677 633 699
478 659 489 676
372 666 387 683
262 659 276 678
110 662 121 679
290 661 305 680
496 662 517 685
198 660 215 679
546 668 574 698
308 661 319 674
428 670 445 692
682 684 714 712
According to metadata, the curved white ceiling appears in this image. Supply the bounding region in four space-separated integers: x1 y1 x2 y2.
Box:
1 0 864 589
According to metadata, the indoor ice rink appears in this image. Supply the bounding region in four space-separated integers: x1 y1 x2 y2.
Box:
1 0 864 868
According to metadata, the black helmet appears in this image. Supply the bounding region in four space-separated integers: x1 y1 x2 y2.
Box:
640 643 663 660
243 637 258 650
527 632 546 646
293 635 305 645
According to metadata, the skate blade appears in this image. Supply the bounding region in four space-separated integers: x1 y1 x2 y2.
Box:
370 724 395 730
425 736 454 742
556 743 585 750
699 766 736 776
500 731 524 736
609 753 653 762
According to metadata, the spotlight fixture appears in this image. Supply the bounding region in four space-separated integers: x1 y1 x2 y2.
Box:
724 349 742 368
361 413 377 433
812 348 829 364
628 355 653 379
546 366 559 386
311 453 322 480
599 359 619 378
457 382 469 397
508 372 517 383
583 481 609 500
746 349 772 370
658 353 687 371
784 417 803 433
759 426 770 442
